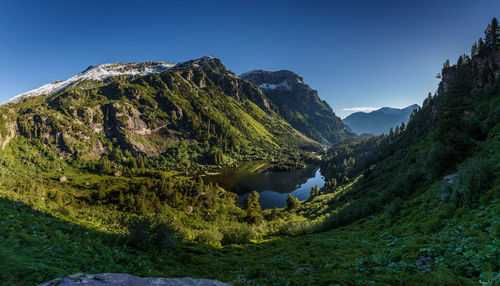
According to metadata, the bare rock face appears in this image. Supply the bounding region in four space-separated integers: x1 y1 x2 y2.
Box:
441 46 500 93
0 109 17 150
39 273 231 286
241 69 354 144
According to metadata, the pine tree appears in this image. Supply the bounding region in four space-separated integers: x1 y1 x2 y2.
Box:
54 191 63 205
328 178 337 190
443 59 450 69
286 194 301 210
138 155 145 169
100 157 112 174
131 157 138 169
213 149 223 165
118 190 125 205
484 18 500 48
463 54 470 64
471 43 478 57
97 183 106 201
478 37 485 55
309 185 320 198
244 191 263 223
423 92 432 107
493 17 500 46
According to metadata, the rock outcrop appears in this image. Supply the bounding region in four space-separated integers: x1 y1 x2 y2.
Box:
440 46 500 93
241 70 354 144
0 108 17 150
39 273 231 286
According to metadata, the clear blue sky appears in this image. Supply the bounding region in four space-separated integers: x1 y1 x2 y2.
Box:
1 0 499 118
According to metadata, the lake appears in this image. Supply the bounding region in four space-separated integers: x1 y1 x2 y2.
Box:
206 162 325 209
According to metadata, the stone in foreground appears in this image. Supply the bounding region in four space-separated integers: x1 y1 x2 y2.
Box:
39 273 231 286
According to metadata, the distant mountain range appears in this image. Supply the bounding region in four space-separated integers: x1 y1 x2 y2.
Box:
342 104 420 135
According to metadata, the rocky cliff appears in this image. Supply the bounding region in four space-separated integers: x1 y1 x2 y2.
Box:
241 70 354 145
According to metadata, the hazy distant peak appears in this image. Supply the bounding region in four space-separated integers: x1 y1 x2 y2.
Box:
343 104 420 135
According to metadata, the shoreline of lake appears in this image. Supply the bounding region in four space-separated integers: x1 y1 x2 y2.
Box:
205 162 325 209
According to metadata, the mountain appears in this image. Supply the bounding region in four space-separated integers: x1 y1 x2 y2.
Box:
2 19 500 286
0 56 321 167
342 104 420 135
241 70 354 145
319 26 500 285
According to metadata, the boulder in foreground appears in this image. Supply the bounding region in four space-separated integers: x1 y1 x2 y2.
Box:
39 273 231 286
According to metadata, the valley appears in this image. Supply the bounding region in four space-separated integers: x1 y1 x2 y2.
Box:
0 16 499 286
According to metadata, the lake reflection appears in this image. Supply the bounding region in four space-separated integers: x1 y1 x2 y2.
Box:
207 162 325 209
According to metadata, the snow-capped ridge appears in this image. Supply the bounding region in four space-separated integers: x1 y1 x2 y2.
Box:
3 56 219 105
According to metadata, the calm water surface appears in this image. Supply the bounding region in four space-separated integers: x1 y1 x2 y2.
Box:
207 162 325 209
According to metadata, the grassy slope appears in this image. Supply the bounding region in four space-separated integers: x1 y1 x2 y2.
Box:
1 176 497 285
1 113 498 285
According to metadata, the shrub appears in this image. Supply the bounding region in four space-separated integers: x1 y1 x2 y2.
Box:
424 142 456 180
220 223 256 245
127 217 152 250
266 207 286 221
195 228 223 247
127 218 177 252
152 222 177 252
385 197 403 217
450 158 494 206
279 217 315 236
417 215 442 234
56 206 71 217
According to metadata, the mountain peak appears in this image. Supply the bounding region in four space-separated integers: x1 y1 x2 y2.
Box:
3 56 220 105
242 69 354 144
241 70 305 90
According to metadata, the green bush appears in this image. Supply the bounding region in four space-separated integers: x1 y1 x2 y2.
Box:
421 216 443 234
451 158 494 206
220 223 256 245
127 217 152 250
279 219 314 236
127 218 177 252
385 197 403 217
152 222 177 252
195 228 223 247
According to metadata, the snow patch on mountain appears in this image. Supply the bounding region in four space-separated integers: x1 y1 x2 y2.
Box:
2 56 218 105
3 62 176 105
258 81 292 90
